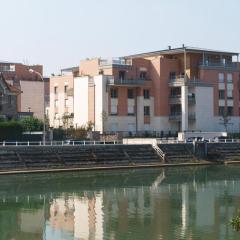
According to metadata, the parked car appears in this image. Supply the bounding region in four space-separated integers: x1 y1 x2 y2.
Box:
64 139 84 145
187 137 207 143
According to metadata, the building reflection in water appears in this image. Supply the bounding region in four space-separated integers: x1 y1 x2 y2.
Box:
0 166 240 239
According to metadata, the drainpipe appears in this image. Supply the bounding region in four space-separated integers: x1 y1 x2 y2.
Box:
135 87 138 134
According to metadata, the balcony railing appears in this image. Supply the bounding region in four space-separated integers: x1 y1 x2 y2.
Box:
66 88 73 97
169 112 196 121
169 77 211 87
169 96 181 104
169 95 196 104
99 58 132 67
199 61 238 70
106 77 145 86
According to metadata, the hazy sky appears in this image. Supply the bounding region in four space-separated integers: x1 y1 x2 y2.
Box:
1 0 239 75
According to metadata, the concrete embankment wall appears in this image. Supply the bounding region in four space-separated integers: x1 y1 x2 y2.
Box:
0 143 240 173
0 144 161 172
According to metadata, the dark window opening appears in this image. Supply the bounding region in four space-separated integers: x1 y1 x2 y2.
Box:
110 88 118 98
219 107 225 116
227 106 233 116
128 89 134 99
144 106 150 116
140 71 147 80
169 72 176 80
143 89 150 99
219 90 225 100
119 71 125 80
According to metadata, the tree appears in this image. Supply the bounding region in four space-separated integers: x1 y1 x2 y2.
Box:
20 116 43 132
219 110 232 132
101 111 108 133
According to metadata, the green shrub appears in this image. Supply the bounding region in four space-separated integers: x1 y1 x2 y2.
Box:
0 121 23 141
230 212 240 232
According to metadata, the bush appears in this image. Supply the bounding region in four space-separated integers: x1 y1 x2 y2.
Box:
230 212 240 231
20 116 43 132
0 121 23 141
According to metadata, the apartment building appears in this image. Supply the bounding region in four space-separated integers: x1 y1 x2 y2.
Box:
49 68 77 128
0 61 48 120
49 46 240 134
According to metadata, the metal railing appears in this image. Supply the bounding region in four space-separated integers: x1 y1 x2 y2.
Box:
106 77 145 86
99 58 132 67
199 62 238 70
0 140 123 147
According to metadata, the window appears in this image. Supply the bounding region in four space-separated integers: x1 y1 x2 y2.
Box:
54 86 58 94
54 100 59 108
64 99 69 107
219 107 225 116
111 105 117 115
143 89 150 99
227 89 233 99
140 71 147 80
119 71 125 80
219 90 225 99
128 89 134 99
54 113 59 119
169 72 176 80
227 106 233 116
128 106 134 115
64 85 68 93
218 73 224 83
144 106 150 116
227 73 233 83
110 88 118 98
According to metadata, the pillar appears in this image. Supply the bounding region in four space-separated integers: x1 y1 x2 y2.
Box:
181 85 188 131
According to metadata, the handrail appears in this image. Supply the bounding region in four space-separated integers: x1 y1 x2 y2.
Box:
0 140 123 147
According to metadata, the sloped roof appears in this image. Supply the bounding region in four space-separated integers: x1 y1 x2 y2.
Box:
126 46 239 59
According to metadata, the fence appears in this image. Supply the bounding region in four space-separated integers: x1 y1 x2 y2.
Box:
0 140 123 147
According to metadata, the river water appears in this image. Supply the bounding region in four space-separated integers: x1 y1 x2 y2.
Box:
0 165 240 240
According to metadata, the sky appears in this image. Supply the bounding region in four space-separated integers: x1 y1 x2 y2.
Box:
0 0 239 76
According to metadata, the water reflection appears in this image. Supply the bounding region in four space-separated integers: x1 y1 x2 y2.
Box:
0 166 240 239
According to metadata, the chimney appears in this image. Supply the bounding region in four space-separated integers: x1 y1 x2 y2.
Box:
168 46 171 50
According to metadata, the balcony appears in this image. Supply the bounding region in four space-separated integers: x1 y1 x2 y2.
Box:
169 112 196 121
99 58 132 68
106 76 145 86
199 61 238 70
169 95 196 104
66 88 73 97
169 96 181 104
169 77 211 87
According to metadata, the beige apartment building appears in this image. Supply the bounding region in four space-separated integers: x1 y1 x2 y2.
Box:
49 46 240 134
49 68 77 128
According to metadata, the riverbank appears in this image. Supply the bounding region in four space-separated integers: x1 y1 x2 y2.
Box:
0 143 240 174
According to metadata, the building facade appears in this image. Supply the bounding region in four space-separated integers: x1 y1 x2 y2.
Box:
0 74 19 119
0 61 48 120
49 68 77 128
50 46 240 134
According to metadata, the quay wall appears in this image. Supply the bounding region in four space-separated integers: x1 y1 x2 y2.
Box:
0 143 240 173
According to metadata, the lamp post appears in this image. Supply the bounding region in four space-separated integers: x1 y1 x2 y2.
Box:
29 69 46 145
